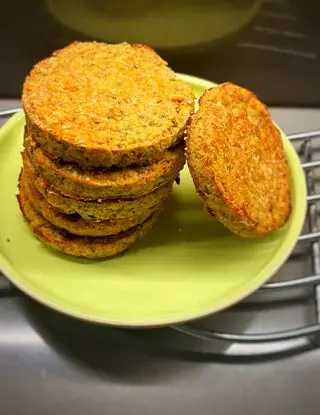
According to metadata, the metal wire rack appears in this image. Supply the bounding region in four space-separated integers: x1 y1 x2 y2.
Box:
1 108 320 348
172 130 320 345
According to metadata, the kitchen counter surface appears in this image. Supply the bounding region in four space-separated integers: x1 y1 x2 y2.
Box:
0 100 320 415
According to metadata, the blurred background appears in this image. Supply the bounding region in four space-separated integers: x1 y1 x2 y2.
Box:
1 0 320 105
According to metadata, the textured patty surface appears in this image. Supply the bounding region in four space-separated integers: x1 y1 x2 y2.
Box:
20 169 158 237
24 134 185 200
22 41 194 168
23 151 172 221
18 186 160 259
187 83 291 237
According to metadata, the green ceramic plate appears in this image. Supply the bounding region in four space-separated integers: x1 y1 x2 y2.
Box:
0 75 306 327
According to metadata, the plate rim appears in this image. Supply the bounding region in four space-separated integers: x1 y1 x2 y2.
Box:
0 74 307 327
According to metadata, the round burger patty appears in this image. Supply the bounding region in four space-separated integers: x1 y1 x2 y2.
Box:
187 82 291 237
22 41 194 168
24 134 185 200
18 185 160 259
22 150 172 221
20 169 160 237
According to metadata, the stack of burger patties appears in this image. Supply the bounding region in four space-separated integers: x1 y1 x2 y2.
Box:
18 42 194 259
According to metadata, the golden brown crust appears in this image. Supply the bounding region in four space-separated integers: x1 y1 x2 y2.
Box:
187 83 291 237
20 168 158 237
22 41 194 168
17 183 161 259
22 150 172 221
24 134 185 200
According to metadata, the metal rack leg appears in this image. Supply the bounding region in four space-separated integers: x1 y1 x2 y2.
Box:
305 141 320 324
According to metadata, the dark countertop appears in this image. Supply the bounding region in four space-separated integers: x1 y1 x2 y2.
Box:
1 101 320 415
0 296 320 415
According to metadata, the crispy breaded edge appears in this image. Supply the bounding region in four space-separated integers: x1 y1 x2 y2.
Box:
24 134 186 200
25 119 188 169
22 149 173 221
17 175 162 259
20 168 162 237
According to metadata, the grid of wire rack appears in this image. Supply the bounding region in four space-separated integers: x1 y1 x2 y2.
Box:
1 108 320 348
